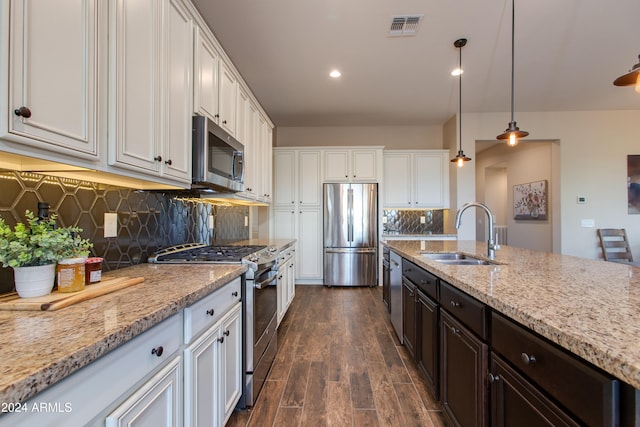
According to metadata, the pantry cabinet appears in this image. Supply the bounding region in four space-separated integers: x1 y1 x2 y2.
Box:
383 150 450 208
108 0 193 184
2 0 100 158
273 148 323 283
324 148 382 182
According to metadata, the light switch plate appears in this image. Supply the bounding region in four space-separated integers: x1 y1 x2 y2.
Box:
581 218 595 228
420 216 426 224
208 215 214 229
104 213 118 237
382 216 388 224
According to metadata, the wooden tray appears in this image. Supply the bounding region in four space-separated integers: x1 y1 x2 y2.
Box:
0 277 145 311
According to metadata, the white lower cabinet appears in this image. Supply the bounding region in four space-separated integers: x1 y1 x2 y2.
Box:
184 303 242 427
106 356 182 427
277 248 296 325
273 208 322 283
0 277 243 427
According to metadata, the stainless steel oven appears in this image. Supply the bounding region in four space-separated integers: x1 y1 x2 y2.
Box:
242 254 278 407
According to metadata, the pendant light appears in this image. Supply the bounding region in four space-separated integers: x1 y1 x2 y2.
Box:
497 0 528 146
613 54 640 93
451 38 471 167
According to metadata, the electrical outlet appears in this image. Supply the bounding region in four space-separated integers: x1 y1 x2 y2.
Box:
104 213 118 238
382 216 388 224
420 216 426 224
208 215 214 229
244 215 249 227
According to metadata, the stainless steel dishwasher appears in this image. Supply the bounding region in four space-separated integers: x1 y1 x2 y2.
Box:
389 251 403 342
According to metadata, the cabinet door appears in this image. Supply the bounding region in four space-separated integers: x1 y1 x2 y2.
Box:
7 0 99 157
298 150 322 206
273 150 296 206
383 152 412 207
109 0 161 173
193 28 219 121
352 149 377 181
220 304 242 425
257 115 273 202
440 310 489 427
243 100 259 198
402 279 417 358
490 354 580 427
218 61 237 136
163 0 192 183
286 253 296 308
273 208 297 240
324 150 350 182
106 357 181 427
184 324 220 427
297 208 323 280
417 290 439 399
414 152 449 208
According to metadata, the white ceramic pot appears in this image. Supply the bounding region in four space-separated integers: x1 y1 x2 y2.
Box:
13 263 56 298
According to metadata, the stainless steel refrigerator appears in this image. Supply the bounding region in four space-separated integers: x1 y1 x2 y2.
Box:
323 183 378 287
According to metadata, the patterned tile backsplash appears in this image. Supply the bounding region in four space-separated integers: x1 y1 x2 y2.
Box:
383 209 444 234
0 171 248 293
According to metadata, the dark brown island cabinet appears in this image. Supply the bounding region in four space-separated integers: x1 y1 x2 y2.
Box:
389 250 640 427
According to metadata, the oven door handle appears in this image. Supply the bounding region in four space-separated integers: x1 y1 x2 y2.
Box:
254 273 278 289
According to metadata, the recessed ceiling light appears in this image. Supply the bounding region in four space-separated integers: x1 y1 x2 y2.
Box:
329 70 341 78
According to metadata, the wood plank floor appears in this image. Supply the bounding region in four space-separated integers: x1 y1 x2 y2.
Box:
227 285 446 427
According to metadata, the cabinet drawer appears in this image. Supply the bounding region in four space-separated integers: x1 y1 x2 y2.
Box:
402 259 438 300
491 312 619 427
440 280 488 340
184 276 241 343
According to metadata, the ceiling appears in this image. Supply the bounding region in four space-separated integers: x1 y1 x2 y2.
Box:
191 0 640 128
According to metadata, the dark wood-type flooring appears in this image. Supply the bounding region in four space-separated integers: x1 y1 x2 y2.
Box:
227 285 446 426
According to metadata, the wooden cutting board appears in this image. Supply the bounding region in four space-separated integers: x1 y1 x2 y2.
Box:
0 277 145 311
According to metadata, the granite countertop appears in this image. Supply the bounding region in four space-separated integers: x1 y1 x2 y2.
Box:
0 262 247 405
381 232 457 239
383 239 640 389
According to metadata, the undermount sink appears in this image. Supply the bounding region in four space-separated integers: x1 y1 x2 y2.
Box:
421 252 494 265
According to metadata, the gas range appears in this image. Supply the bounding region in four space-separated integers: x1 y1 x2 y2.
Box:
148 243 279 278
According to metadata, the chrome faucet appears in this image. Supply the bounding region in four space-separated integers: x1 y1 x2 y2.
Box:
455 202 499 260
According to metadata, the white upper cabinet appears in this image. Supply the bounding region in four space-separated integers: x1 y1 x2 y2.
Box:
193 27 219 124
193 27 238 137
108 0 193 184
324 148 381 182
3 0 100 158
383 150 450 208
218 61 237 136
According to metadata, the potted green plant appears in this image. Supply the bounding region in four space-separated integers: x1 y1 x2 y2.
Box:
0 210 93 297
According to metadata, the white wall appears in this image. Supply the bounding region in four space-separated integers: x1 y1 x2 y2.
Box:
275 125 443 149
462 110 640 260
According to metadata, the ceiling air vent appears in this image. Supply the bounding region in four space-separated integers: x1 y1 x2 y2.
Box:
388 15 424 37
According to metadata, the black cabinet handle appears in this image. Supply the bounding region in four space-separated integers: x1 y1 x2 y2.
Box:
450 326 461 335
521 353 537 364
222 120 227 124
488 373 500 383
223 330 230 337
14 106 32 118
206 309 215 316
450 300 461 308
215 113 219 118
232 291 238 297
218 336 225 343
151 346 164 357
164 159 172 165
154 156 162 162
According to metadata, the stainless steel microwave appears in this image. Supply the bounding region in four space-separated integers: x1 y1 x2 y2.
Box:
192 115 244 192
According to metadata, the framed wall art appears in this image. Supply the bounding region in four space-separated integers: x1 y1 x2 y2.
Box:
628 155 640 214
513 180 548 220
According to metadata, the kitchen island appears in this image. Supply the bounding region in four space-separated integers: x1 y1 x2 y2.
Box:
385 239 640 425
0 262 246 409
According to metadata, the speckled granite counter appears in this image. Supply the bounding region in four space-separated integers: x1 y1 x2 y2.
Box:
381 233 457 240
383 239 640 390
0 263 246 405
